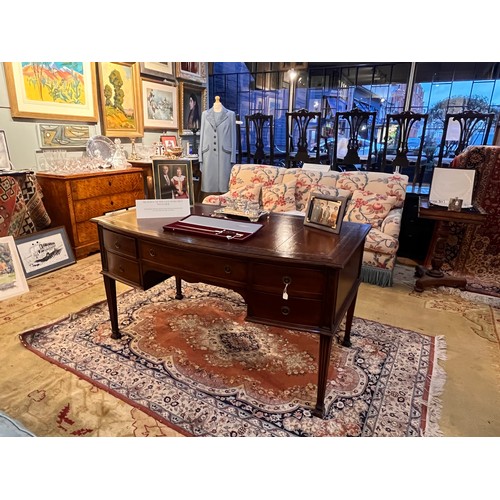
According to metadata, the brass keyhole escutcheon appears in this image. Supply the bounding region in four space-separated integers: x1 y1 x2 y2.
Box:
224 265 232 274
283 276 292 285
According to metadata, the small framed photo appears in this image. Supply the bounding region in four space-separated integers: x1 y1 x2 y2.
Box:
152 158 195 206
160 134 178 149
14 226 76 279
0 130 12 170
304 193 348 234
0 235 29 301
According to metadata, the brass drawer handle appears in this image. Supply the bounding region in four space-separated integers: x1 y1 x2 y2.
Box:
149 248 156 257
281 306 290 316
224 265 232 274
114 241 121 250
119 266 125 273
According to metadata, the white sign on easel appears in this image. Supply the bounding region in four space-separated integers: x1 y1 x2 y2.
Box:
135 199 191 219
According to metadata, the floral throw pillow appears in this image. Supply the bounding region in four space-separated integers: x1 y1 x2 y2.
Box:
343 190 397 228
228 183 262 203
262 181 297 212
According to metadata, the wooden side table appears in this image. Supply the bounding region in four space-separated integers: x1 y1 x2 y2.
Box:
414 198 487 292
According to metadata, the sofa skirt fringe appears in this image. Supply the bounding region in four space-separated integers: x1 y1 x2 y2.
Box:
361 265 393 287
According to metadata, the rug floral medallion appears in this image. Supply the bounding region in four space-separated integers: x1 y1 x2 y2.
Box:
21 280 447 437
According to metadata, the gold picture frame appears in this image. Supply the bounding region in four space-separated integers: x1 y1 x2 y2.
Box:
179 82 207 134
3 62 99 122
304 192 348 234
97 62 144 138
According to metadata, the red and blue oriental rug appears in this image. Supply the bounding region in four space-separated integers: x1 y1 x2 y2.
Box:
20 280 446 437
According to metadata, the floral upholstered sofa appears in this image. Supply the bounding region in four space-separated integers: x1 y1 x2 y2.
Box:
202 164 409 286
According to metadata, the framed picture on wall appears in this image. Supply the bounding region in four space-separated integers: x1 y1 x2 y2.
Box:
176 63 207 84
14 226 76 279
0 236 29 301
0 130 12 170
139 62 175 80
36 123 97 149
142 78 178 130
3 62 99 122
97 62 144 138
152 158 194 206
304 193 348 234
179 83 207 134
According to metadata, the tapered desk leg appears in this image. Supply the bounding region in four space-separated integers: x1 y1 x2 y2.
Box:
175 276 183 300
342 291 357 348
313 291 358 418
313 333 333 418
103 275 121 339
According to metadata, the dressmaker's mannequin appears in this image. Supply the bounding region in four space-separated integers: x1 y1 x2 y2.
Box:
199 96 236 194
213 96 223 112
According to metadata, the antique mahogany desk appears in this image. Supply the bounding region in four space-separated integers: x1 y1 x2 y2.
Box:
92 205 371 418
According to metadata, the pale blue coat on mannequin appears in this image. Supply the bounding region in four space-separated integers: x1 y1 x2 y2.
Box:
199 105 237 193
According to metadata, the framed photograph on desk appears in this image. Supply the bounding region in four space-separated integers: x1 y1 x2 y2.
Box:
304 192 348 234
152 158 194 206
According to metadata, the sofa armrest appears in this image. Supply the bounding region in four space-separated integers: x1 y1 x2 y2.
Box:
380 208 403 239
201 193 230 205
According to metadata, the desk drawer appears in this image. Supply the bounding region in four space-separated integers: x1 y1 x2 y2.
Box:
106 252 141 285
74 191 142 222
248 291 323 327
71 173 143 200
102 230 138 258
251 263 325 298
140 242 247 283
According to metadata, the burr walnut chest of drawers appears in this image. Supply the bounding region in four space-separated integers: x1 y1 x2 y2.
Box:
37 168 145 259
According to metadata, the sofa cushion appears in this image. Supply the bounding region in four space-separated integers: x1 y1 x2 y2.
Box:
364 173 408 209
286 169 339 212
262 180 297 212
344 190 398 228
306 185 352 201
228 164 282 191
337 172 369 192
228 183 262 203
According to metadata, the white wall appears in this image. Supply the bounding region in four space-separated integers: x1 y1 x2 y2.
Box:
0 64 164 171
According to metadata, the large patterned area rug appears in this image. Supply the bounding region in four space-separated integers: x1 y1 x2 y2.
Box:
20 279 446 437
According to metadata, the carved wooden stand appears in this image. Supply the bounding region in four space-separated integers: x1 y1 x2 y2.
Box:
414 198 486 293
